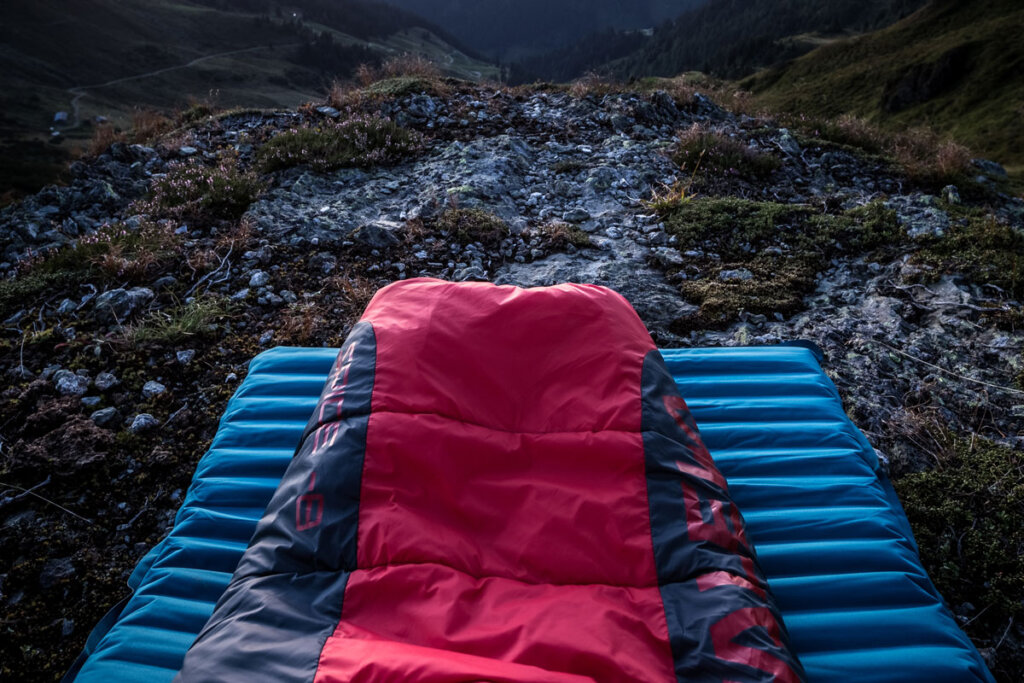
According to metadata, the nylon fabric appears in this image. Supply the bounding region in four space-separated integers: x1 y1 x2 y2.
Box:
70 294 994 682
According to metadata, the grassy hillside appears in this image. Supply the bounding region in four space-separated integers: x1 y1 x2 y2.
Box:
0 0 495 198
744 0 1024 175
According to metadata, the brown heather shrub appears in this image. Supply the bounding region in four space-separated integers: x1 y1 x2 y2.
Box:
351 53 442 89
781 113 974 188
673 123 780 180
146 154 265 221
278 302 329 346
892 128 973 187
257 115 422 173
569 71 624 99
88 122 125 156
536 221 591 249
131 109 175 144
325 272 378 318
380 53 441 80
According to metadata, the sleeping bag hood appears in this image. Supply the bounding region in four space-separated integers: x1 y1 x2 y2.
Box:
176 278 805 682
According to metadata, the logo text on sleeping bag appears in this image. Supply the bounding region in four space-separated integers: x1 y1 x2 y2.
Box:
663 395 801 682
313 341 359 453
296 472 324 531
295 341 360 532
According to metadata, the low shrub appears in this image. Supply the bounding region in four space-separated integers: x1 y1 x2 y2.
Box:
536 221 591 249
673 123 780 181
257 115 422 173
146 155 265 221
436 208 508 245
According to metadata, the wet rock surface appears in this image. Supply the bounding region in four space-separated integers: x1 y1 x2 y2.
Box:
1 81 1022 680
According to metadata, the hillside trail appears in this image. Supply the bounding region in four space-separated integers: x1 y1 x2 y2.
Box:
64 43 301 128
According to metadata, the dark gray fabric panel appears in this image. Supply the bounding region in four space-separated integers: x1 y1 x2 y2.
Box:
175 323 377 681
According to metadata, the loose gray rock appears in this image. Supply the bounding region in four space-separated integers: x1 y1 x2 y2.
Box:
563 208 591 223
972 158 1007 178
94 372 119 391
176 349 196 365
142 381 166 398
53 369 89 397
349 221 401 249
129 413 160 433
90 407 121 429
39 557 75 589
249 270 271 288
94 287 154 323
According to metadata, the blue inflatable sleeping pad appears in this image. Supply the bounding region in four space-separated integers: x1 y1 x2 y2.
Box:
69 345 994 682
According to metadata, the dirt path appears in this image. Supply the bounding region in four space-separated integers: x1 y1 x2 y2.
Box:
65 43 301 128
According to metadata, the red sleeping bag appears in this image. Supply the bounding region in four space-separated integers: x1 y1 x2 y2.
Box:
176 278 805 682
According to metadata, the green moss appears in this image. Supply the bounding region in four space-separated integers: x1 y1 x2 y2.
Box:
257 116 422 173
893 437 1024 635
913 204 1024 297
661 198 902 330
436 208 508 246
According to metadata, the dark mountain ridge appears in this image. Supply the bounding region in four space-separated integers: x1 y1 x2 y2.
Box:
362 0 707 59
512 0 928 82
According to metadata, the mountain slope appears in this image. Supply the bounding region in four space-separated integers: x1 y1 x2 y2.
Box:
613 0 927 79
363 0 707 59
744 0 1024 173
510 0 926 83
0 0 494 197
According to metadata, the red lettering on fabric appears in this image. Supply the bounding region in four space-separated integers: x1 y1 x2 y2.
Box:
296 472 324 531
663 396 727 490
710 607 800 683
314 342 358 453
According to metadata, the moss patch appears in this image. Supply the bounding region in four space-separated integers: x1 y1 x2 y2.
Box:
660 198 901 331
535 221 592 250
893 436 1023 651
912 204 1024 298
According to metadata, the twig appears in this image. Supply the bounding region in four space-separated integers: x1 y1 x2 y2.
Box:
164 403 188 427
185 242 234 298
873 341 1024 396
0 480 95 525
962 603 992 628
995 617 1015 650
3 475 51 503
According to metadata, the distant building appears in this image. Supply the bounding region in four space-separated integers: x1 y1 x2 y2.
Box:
53 111 69 124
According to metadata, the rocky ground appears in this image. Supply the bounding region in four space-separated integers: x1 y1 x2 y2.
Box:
1 77 1022 681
